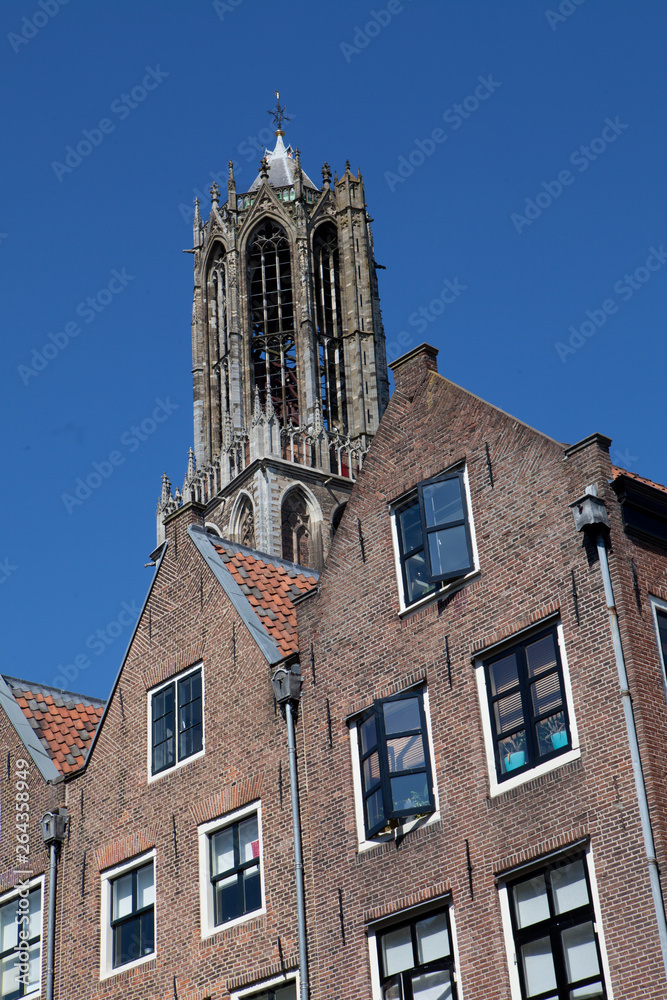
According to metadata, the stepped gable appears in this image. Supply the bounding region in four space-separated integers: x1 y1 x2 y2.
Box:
211 540 318 657
4 676 105 775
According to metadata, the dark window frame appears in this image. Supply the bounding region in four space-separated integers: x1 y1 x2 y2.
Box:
110 861 155 970
484 625 571 783
376 905 458 1000
357 689 435 839
209 812 262 927
395 469 475 607
0 885 41 999
653 604 667 680
507 852 608 1000
150 665 203 776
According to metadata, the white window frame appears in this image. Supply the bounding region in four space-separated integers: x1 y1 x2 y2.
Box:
390 464 480 616
0 875 44 1000
198 801 266 939
99 849 156 981
475 620 580 797
498 843 614 1000
349 686 440 851
147 661 205 782
649 595 667 703
230 970 299 1000
367 897 464 1000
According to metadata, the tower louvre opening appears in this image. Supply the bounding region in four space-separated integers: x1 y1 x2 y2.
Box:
314 222 347 434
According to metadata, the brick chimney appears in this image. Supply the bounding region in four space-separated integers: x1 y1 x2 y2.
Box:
389 343 439 396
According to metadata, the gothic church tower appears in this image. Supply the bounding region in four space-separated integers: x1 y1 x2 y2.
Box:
157 106 389 570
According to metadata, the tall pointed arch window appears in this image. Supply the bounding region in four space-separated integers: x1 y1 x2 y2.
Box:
208 246 231 428
236 495 256 550
313 222 347 433
248 221 298 424
281 490 310 566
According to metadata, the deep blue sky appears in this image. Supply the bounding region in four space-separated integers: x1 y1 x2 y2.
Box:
1 1 666 699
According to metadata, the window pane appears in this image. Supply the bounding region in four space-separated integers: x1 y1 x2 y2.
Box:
140 909 155 956
427 525 470 578
526 634 558 677
383 697 420 735
537 711 568 756
405 552 435 603
215 872 240 924
137 864 154 909
212 827 235 876
363 752 381 791
387 734 425 772
239 816 260 863
552 860 589 914
112 873 134 920
416 911 450 963
562 922 600 984
1 953 19 996
513 875 550 928
274 985 298 1000
488 653 519 696
389 773 429 813
27 941 40 989
422 478 463 528
366 788 385 831
399 502 423 553
381 923 414 976
115 915 141 966
0 900 17 951
28 888 41 939
360 714 377 755
570 982 604 999
530 671 563 717
411 968 454 1000
499 731 526 773
494 691 524 733
657 610 667 664
521 936 557 997
243 867 262 913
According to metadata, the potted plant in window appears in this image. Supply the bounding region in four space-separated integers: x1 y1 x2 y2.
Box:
503 732 527 772
537 716 568 752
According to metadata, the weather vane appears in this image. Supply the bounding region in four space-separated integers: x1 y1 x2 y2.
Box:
268 90 290 132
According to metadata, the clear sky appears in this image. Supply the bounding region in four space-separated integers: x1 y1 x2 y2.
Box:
1 0 666 699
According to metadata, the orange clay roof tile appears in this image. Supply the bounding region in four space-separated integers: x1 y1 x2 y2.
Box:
612 466 667 495
212 542 318 657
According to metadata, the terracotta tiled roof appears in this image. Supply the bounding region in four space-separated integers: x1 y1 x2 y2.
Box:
212 543 318 657
612 466 667 496
3 677 105 775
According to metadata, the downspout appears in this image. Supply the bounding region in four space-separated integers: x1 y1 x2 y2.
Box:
39 808 68 1000
271 666 310 1000
571 488 667 981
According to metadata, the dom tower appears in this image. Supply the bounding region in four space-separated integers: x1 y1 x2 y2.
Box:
157 103 389 570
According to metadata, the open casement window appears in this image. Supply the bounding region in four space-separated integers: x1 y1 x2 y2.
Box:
396 470 474 606
507 854 607 1000
377 907 458 1000
485 627 571 781
151 665 202 776
358 690 435 838
110 861 155 970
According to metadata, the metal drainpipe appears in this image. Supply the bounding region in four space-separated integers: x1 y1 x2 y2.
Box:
271 667 310 1000
40 808 68 1000
571 487 667 980
595 529 667 979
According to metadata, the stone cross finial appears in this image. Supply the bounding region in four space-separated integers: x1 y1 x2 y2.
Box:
321 162 331 185
210 181 220 207
345 159 351 173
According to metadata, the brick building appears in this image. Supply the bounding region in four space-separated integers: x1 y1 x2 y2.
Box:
2 116 667 1000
